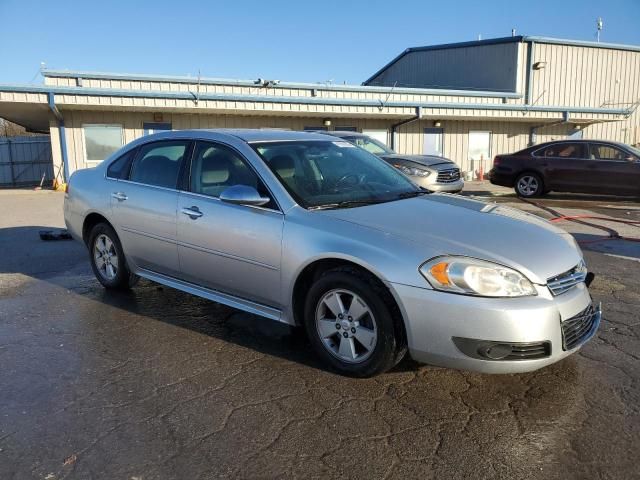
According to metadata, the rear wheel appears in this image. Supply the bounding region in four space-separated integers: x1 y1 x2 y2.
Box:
88 223 139 290
303 267 406 377
515 173 544 197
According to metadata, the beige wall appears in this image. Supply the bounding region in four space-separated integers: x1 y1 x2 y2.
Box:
525 42 640 108
56 109 637 179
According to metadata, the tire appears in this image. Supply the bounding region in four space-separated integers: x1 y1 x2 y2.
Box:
303 267 407 377
515 172 544 198
88 223 139 290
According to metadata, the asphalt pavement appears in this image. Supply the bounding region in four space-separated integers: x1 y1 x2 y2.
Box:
1 187 639 479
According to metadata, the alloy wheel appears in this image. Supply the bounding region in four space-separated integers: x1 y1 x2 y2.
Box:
93 234 119 280
517 175 539 196
315 289 377 364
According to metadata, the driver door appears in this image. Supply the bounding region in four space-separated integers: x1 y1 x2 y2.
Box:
177 141 284 307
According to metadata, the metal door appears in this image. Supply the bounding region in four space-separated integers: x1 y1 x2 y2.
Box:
110 140 190 277
177 141 284 307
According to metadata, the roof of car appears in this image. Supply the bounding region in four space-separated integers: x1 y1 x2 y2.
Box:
317 131 368 138
220 129 333 142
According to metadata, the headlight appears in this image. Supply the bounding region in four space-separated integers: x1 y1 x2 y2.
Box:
420 256 537 297
395 164 431 177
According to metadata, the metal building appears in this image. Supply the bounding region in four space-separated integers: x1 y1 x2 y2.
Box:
0 35 638 181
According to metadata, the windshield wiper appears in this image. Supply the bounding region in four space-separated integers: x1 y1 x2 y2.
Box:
308 199 382 210
396 189 430 199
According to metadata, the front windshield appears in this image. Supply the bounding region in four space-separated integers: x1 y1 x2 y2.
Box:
628 145 640 158
253 140 421 209
344 136 395 155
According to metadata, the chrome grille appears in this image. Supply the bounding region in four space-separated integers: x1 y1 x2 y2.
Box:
561 303 601 350
547 261 587 296
436 168 461 183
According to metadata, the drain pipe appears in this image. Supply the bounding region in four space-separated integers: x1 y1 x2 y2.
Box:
390 106 422 151
47 92 70 182
529 111 569 145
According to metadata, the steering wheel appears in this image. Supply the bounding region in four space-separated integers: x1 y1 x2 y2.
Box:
333 173 362 191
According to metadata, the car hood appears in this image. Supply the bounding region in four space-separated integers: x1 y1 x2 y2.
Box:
319 194 582 284
381 154 455 168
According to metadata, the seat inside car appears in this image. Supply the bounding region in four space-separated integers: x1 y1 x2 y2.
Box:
198 152 235 196
269 155 297 190
137 155 178 188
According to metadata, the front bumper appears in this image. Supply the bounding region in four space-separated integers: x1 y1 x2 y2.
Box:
390 280 599 373
414 177 464 193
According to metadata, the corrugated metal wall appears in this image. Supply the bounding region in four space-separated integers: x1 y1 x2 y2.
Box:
366 42 520 92
0 136 53 187
528 42 640 108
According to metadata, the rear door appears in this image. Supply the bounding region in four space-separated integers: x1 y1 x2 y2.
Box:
587 143 640 195
176 140 284 307
537 142 592 192
110 139 191 277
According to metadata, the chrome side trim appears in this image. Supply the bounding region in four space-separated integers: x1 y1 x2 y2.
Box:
135 268 285 323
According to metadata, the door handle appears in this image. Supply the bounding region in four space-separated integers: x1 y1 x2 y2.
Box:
181 206 203 219
111 192 128 201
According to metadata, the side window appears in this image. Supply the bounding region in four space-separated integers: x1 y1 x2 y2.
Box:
106 148 137 179
542 143 585 159
190 142 276 208
129 141 189 189
589 144 627 161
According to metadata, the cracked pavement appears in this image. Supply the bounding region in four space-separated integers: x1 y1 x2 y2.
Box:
0 188 639 479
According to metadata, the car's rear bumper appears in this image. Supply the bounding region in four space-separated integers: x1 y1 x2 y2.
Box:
488 169 515 187
389 281 598 373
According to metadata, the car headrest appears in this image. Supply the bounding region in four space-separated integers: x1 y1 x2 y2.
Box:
270 155 295 179
201 153 231 184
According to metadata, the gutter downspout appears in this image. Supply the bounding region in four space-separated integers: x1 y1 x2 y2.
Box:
47 92 70 182
529 111 569 145
525 40 535 105
390 107 422 151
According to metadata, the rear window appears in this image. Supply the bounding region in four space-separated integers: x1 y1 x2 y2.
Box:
533 143 586 159
106 148 136 179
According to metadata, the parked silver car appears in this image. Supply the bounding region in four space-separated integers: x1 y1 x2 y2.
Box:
318 131 464 193
64 129 600 377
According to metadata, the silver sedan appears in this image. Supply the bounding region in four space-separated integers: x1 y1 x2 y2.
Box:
64 129 600 377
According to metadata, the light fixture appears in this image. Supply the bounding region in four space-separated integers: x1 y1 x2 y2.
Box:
323 118 332 127
533 61 547 70
434 120 442 128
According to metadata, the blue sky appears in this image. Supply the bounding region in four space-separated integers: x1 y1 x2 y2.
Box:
1 0 639 85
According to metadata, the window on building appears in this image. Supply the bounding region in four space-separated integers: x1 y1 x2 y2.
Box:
335 126 357 132
129 140 189 189
468 131 492 163
143 122 172 135
84 124 123 163
304 126 328 131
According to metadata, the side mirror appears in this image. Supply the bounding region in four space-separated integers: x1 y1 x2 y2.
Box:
219 185 271 207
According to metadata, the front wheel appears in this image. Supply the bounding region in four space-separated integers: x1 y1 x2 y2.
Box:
88 223 139 290
303 267 406 377
515 173 544 198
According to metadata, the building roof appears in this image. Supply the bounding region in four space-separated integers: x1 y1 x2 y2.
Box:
363 35 640 85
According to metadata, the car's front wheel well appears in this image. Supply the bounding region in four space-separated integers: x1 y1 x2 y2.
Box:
292 259 406 334
82 213 111 245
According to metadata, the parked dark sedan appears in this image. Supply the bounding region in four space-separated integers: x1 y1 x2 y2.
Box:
490 139 640 197
318 131 463 193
